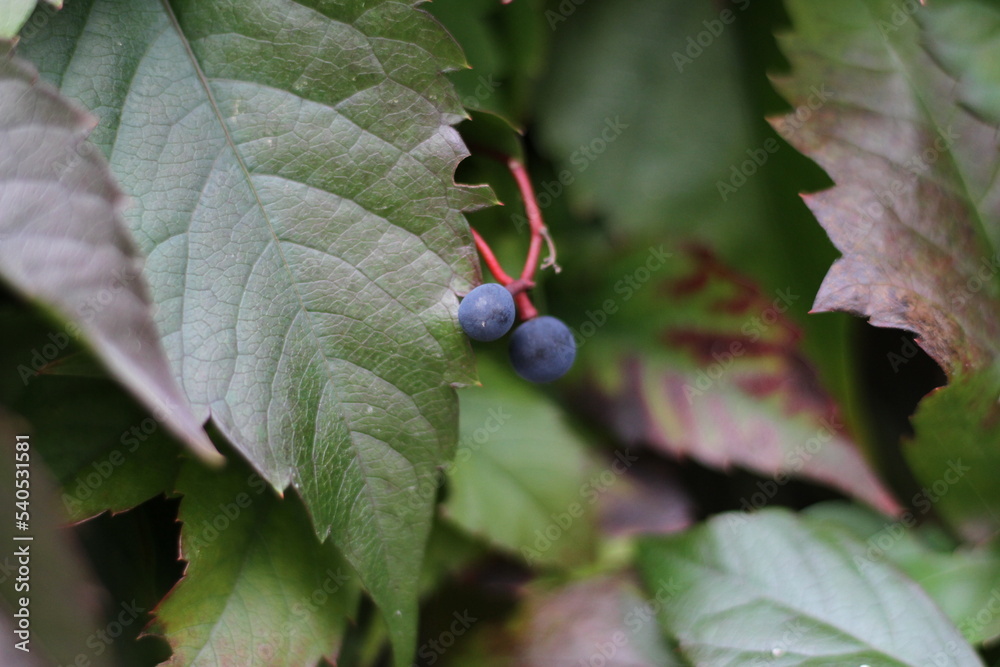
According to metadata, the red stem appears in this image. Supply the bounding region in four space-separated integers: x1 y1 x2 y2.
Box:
471 228 514 285
512 289 537 320
470 229 538 320
467 156 554 322
507 158 548 282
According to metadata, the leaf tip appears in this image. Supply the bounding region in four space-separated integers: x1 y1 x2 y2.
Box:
189 434 225 468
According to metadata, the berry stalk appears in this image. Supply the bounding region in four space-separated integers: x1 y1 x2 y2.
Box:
467 155 558 321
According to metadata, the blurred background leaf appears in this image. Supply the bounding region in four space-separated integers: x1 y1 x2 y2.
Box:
637 509 983 665
444 358 598 568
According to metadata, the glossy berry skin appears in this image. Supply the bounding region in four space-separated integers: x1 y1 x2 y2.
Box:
458 283 516 341
508 316 576 383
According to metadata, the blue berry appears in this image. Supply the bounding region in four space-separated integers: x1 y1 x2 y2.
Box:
508 316 576 383
459 283 516 341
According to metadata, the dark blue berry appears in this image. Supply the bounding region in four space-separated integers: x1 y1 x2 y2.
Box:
508 316 576 383
459 283 516 341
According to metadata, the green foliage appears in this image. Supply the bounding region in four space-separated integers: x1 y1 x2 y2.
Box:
637 509 984 665
774 0 1000 375
17 0 493 662
443 359 597 567
806 502 1000 645
4 0 1000 664
0 52 217 462
906 366 1000 542
150 455 361 666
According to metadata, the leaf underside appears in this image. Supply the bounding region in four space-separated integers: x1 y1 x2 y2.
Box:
771 0 1000 377
637 509 983 666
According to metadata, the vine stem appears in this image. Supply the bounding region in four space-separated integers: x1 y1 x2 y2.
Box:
507 157 559 280
470 228 514 285
471 230 538 320
468 155 559 322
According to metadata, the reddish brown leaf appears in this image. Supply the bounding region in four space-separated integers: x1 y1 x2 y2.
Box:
576 248 900 515
509 575 681 667
770 1 1000 377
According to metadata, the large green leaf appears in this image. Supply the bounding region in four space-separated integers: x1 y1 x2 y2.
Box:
806 501 1000 645
18 0 493 660
637 509 982 666
150 456 361 666
443 358 597 567
772 0 1000 377
0 53 217 463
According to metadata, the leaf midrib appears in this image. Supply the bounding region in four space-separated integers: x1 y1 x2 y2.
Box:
156 0 405 508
